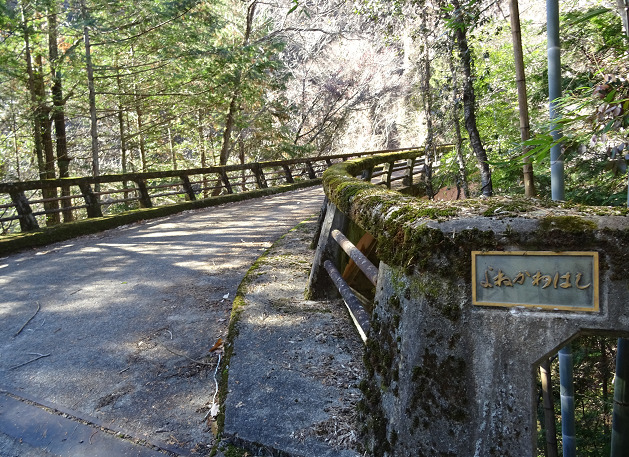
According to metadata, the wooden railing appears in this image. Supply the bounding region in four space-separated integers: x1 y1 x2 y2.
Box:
0 148 425 234
307 145 454 339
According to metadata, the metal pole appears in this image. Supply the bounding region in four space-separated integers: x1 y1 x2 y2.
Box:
558 346 576 456
547 0 565 201
549 3 573 452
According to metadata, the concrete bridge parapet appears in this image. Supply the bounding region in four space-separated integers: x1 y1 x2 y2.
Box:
310 153 629 456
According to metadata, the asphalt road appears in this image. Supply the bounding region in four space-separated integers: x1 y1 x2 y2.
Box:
0 187 324 457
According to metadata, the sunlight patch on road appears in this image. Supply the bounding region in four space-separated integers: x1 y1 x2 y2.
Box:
131 230 195 238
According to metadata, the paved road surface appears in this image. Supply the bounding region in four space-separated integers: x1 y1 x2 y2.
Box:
0 187 324 456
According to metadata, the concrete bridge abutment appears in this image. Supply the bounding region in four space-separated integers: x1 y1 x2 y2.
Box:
314 153 629 456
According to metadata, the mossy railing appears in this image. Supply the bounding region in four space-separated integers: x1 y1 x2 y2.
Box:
308 145 445 303
0 147 431 254
1 150 426 235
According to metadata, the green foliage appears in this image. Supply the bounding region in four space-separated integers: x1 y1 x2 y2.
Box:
2 0 629 210
516 7 629 204
538 336 616 457
0 0 301 180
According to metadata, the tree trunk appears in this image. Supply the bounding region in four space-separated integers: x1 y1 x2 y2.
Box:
611 338 629 456
421 8 434 199
49 8 73 222
540 359 559 457
36 53 61 225
22 4 60 226
219 96 238 167
168 125 177 171
136 107 147 172
212 96 237 196
21 5 45 178
239 139 246 191
197 109 208 197
450 53 470 199
214 1 257 196
115 64 129 200
509 0 535 197
450 0 492 197
11 112 21 180
81 0 100 192
616 0 629 39
131 46 146 173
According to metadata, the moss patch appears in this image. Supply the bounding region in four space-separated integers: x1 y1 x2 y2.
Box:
539 215 597 232
321 154 629 278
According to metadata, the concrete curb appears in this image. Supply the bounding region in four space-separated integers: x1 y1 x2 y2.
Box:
218 220 365 457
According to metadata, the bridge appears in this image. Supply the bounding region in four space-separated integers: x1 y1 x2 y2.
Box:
0 149 428 456
2 148 628 456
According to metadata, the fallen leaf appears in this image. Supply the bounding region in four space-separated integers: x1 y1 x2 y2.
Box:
209 338 224 353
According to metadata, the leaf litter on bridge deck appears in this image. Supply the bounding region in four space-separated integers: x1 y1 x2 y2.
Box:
0 187 325 456
221 219 365 457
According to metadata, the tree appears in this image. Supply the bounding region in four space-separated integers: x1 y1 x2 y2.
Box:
48 1 73 221
508 0 535 197
445 0 492 197
611 338 629 457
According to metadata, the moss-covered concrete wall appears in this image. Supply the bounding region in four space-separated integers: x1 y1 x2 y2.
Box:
319 156 629 456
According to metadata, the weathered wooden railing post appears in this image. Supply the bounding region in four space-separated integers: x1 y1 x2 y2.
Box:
78 183 103 218
180 175 196 201
386 161 395 188
307 201 348 299
252 164 268 189
133 180 153 208
361 166 374 182
379 162 393 188
403 158 416 186
282 165 294 184
305 161 317 179
9 190 39 231
220 169 233 194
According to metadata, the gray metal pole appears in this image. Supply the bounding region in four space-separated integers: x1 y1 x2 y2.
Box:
549 3 573 451
558 346 576 456
548 0 565 201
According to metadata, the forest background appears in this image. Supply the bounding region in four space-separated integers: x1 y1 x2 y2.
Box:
2 0 628 207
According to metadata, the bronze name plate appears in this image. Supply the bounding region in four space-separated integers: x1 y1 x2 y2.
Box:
472 251 599 312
